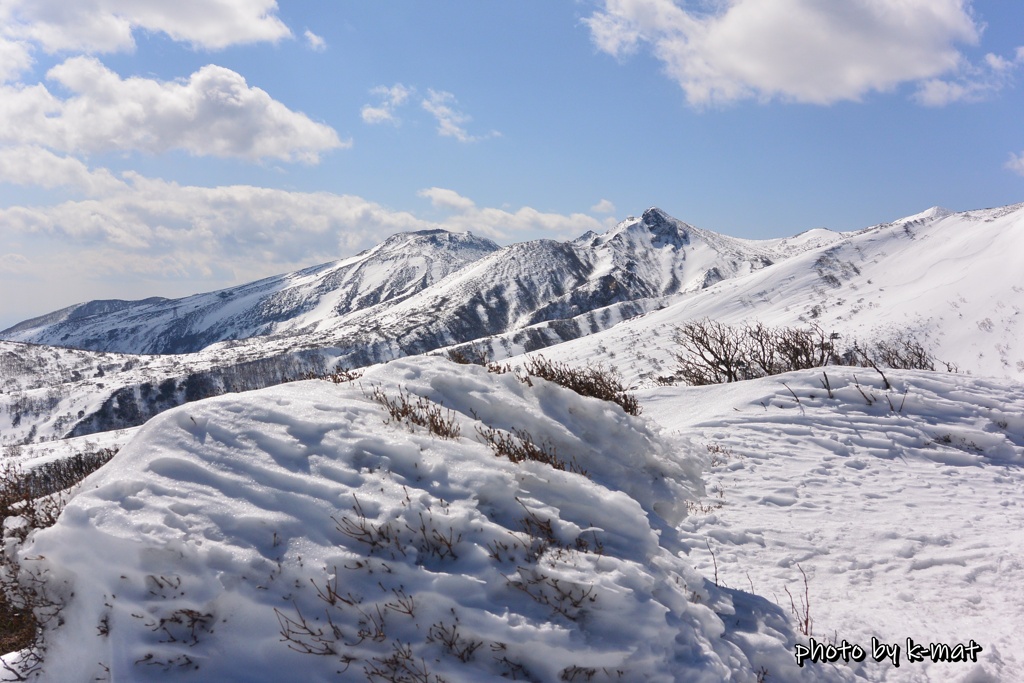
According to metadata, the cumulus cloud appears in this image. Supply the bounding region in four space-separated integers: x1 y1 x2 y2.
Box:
3 0 290 53
585 0 981 106
419 187 477 212
0 174 431 281
304 30 326 52
591 199 616 214
0 57 345 162
361 84 413 125
0 146 127 195
416 187 602 239
421 90 499 142
914 48 1024 106
0 170 604 300
0 37 33 83
1006 152 1024 177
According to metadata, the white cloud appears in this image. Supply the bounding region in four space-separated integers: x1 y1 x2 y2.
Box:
0 57 345 162
304 30 326 52
1006 152 1024 177
0 171 605 298
0 37 33 83
419 187 477 212
417 187 602 240
0 146 127 195
3 0 290 53
421 90 499 143
362 85 500 141
913 48 1024 106
585 0 981 106
591 199 616 214
361 84 413 125
0 174 432 281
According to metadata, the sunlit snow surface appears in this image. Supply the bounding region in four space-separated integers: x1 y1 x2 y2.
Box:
12 358 854 682
644 368 1023 682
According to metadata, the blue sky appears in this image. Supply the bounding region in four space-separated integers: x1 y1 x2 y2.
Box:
1 0 1022 327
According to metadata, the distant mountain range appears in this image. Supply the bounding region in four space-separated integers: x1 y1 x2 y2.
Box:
2 229 500 354
1 208 838 356
2 203 1021 447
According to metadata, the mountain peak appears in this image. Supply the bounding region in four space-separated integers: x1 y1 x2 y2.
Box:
638 207 691 246
896 206 953 224
374 229 499 254
641 207 674 229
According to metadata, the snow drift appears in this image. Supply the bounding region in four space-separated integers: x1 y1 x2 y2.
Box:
13 357 852 682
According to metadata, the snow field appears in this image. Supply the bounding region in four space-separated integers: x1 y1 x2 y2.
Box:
643 367 1024 682
13 357 852 682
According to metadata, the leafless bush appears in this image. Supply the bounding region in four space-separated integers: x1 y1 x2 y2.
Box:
427 621 483 663
300 367 362 384
334 495 463 565
334 496 407 560
859 333 935 372
445 348 489 366
785 564 813 637
505 568 596 622
0 446 116 679
518 356 641 416
773 324 841 372
673 319 936 386
364 641 447 683
476 425 587 478
673 320 751 385
368 386 461 440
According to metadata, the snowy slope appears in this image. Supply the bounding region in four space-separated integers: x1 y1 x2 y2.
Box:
1 230 499 354
0 341 161 446
641 367 1024 682
10 357 853 682
519 204 1024 384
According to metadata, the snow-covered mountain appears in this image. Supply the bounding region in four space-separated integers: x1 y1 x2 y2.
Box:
3 203 1021 450
1 230 500 354
275 207 837 366
2 209 835 358
484 203 1024 384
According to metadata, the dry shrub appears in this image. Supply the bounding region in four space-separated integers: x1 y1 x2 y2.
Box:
476 425 588 478
672 319 937 386
367 386 461 440
0 447 115 679
520 356 641 416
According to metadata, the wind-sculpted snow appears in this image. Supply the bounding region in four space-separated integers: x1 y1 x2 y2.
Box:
16 358 852 682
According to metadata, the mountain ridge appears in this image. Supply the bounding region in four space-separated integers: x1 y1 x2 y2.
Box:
2 208 828 357
1 229 500 354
